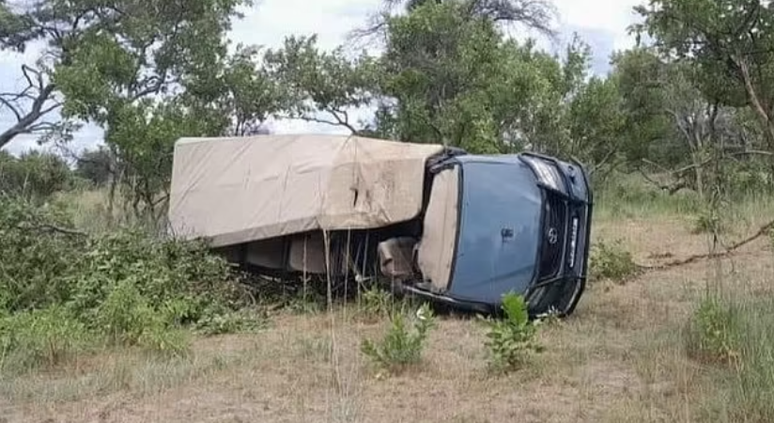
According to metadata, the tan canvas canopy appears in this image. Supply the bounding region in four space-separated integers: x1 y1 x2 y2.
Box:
168 134 445 247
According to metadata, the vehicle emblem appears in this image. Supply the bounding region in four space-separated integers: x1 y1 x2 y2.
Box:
547 227 558 245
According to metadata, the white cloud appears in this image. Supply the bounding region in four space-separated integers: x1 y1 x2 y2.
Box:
553 0 641 51
1 0 641 154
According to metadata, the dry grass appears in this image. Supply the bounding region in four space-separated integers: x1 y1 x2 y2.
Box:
2 189 773 423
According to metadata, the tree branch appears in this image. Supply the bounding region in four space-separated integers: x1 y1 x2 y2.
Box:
14 222 87 237
0 65 60 149
732 54 774 144
638 219 774 271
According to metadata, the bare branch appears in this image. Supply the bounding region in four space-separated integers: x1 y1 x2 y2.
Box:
301 109 359 135
0 64 59 149
0 97 23 121
26 121 58 132
13 222 87 237
590 148 618 175
639 219 774 271
637 166 688 195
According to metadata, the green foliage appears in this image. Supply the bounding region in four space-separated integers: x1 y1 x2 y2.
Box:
685 294 774 421
481 292 542 372
361 303 435 374
0 306 88 373
74 147 113 187
0 196 257 372
265 35 378 133
0 197 85 311
0 150 73 200
633 0 772 107
357 285 394 323
375 1 572 153
726 298 774 422
685 294 741 365
23 0 257 220
589 240 638 283
691 209 726 235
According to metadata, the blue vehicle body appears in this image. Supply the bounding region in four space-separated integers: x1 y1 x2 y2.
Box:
399 150 594 317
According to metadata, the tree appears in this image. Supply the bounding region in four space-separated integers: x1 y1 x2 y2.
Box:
0 149 72 199
611 45 767 196
567 75 626 177
74 146 113 187
182 44 288 137
610 48 677 166
372 1 569 153
267 0 603 159
0 1 64 149
265 36 379 134
634 0 774 151
35 0 253 220
351 0 558 47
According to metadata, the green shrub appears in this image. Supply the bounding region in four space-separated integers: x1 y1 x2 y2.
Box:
0 197 86 311
0 306 89 373
137 326 191 358
193 308 266 336
589 240 638 283
0 196 259 370
684 294 741 365
361 303 435 374
358 285 393 322
688 295 774 422
481 292 542 373
691 210 726 235
0 150 74 200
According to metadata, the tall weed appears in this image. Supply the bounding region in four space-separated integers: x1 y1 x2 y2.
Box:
480 292 542 373
687 294 774 422
361 303 435 374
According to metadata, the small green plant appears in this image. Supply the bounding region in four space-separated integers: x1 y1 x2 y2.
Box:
358 285 393 322
481 292 542 373
590 240 637 283
361 303 435 374
691 210 726 235
685 294 740 365
0 306 89 373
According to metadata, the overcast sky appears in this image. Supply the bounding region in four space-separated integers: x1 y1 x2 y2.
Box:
0 0 642 155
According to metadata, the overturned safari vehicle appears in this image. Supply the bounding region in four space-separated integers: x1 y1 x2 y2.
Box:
167 134 593 317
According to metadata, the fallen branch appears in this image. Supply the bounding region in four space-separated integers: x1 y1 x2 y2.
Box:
637 219 774 270
14 223 87 237
636 165 688 195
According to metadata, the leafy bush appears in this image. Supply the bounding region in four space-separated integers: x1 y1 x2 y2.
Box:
589 240 637 283
687 294 774 422
361 303 435 374
481 292 542 372
691 209 726 235
0 150 74 200
0 306 89 373
0 196 257 371
684 294 741 365
357 285 394 323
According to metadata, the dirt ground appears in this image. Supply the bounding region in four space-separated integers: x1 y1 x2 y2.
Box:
2 215 772 423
